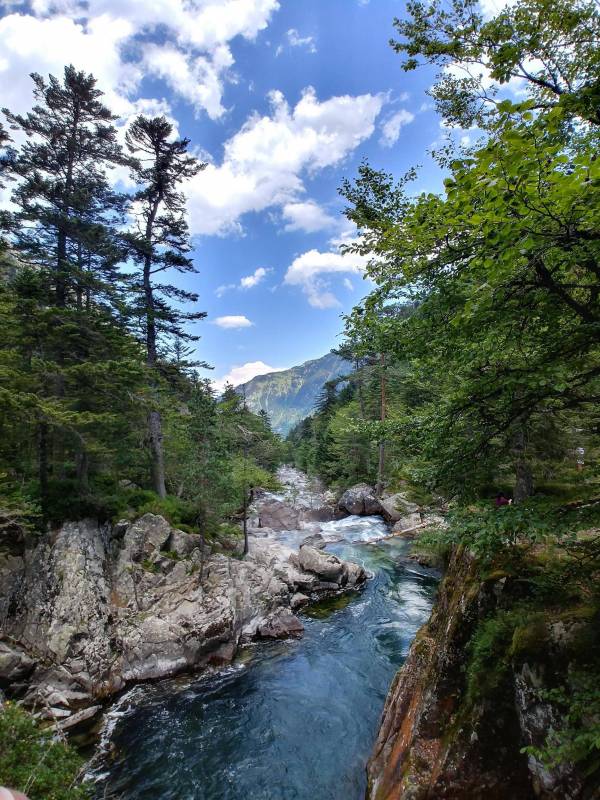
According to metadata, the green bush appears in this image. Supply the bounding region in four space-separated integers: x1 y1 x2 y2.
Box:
0 702 91 800
432 498 600 564
136 495 200 528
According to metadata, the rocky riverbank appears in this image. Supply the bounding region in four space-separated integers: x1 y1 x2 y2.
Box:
366 545 598 800
0 468 367 734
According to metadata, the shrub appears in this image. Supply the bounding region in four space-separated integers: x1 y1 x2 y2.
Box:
0 702 91 800
432 498 600 564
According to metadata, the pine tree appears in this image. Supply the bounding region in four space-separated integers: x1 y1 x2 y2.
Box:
124 115 206 497
0 122 14 192
3 66 129 308
2 68 132 508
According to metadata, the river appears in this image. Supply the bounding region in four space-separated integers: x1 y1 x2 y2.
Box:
90 515 438 800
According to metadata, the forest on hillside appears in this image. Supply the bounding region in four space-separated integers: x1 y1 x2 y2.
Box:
0 70 286 539
0 0 600 795
290 0 600 511
285 1 600 780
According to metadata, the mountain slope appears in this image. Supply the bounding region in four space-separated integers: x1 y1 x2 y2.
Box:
237 352 350 435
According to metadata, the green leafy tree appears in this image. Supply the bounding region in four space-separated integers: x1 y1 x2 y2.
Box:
392 0 600 128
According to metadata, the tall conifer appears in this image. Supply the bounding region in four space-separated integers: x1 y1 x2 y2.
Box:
125 116 206 497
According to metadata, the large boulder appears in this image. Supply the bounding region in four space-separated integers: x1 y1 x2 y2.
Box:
0 642 35 688
338 484 381 516
301 532 326 549
167 528 203 557
123 514 171 562
0 496 369 728
378 493 419 523
345 561 367 588
255 500 300 531
391 513 423 535
257 610 304 639
297 545 346 583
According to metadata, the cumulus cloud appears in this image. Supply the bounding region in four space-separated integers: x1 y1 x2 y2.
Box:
284 236 369 309
240 266 270 288
212 360 287 392
0 0 279 119
380 109 415 147
213 315 254 329
282 200 336 233
186 87 384 235
216 267 271 296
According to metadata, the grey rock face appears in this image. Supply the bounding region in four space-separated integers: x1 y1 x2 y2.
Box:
257 610 304 639
0 512 365 727
301 532 326 549
290 592 310 610
338 484 380 516
255 499 300 531
0 642 35 687
298 545 346 583
378 493 419 522
391 513 423 534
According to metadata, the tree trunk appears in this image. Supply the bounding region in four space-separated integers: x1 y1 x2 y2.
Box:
55 103 80 308
356 358 366 419
38 421 49 519
144 197 166 497
75 242 83 310
55 230 68 307
75 440 89 493
375 352 386 497
148 409 166 498
242 488 249 557
514 457 534 503
512 421 534 503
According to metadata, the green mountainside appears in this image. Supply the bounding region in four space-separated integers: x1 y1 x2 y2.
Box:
237 352 350 435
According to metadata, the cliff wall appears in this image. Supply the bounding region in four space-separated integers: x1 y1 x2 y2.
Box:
367 545 599 800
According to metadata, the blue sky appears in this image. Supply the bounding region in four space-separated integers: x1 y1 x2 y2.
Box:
0 0 463 387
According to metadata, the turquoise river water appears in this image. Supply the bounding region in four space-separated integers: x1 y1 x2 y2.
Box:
91 516 438 800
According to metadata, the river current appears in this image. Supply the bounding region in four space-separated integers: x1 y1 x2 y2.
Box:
91 515 438 800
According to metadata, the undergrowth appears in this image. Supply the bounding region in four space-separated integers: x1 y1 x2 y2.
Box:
0 702 91 800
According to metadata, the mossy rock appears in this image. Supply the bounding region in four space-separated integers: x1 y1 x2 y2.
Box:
510 615 549 659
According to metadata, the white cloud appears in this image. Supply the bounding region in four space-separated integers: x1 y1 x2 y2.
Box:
213 315 254 329
216 266 271 295
0 1 280 120
380 109 415 147
287 28 316 52
240 266 270 288
282 201 336 233
212 360 287 392
0 13 137 119
479 0 518 18
284 237 369 309
142 44 232 120
276 27 316 56
186 86 385 235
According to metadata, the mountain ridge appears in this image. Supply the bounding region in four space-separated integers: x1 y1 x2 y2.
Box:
236 352 350 435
